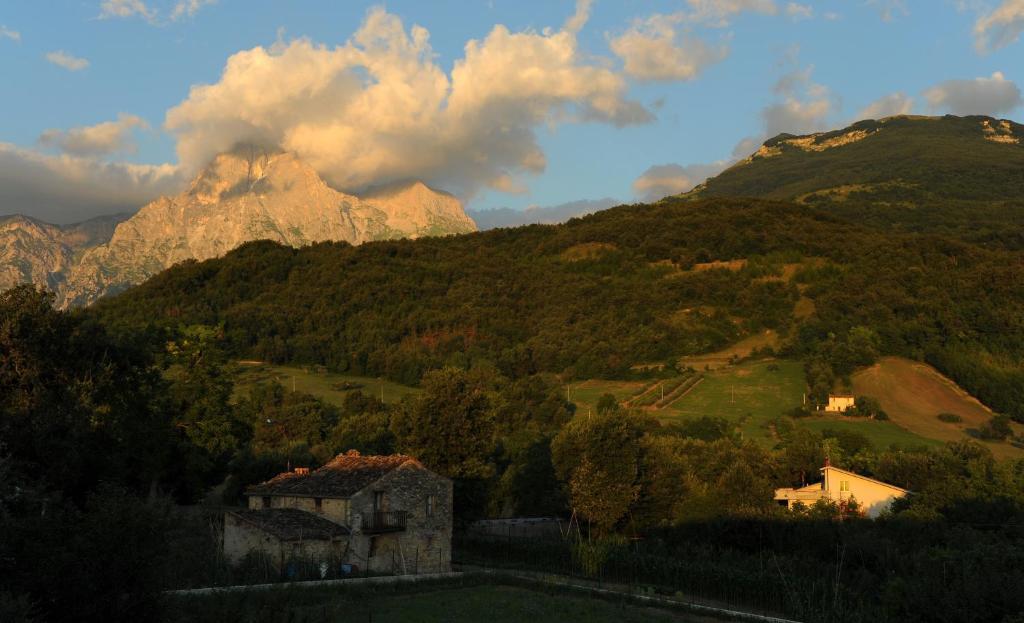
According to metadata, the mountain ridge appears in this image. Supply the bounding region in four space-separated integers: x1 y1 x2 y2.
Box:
1 148 477 307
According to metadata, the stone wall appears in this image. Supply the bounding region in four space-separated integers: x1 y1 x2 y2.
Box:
246 494 350 526
347 463 453 574
223 513 349 569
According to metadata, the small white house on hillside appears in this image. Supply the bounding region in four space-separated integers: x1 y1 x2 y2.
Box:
774 461 909 518
824 394 856 413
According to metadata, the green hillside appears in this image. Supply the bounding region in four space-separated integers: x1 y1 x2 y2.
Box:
90 195 1024 422
688 115 1024 244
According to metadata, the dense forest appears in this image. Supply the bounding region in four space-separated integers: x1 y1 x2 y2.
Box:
90 197 1024 419
4 285 1024 622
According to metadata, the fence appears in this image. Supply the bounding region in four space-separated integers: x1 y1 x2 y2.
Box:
452 531 851 622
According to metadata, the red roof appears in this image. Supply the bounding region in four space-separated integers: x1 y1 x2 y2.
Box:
246 450 421 498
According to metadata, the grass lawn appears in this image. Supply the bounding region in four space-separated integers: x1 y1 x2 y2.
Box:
678 330 780 371
800 417 943 451
852 356 1023 459
567 379 648 415
660 359 805 445
165 582 706 623
233 362 420 406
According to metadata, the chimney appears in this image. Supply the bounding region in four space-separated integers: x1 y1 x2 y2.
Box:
823 456 831 468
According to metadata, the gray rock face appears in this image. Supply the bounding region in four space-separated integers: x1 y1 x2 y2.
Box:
1 148 477 307
0 213 127 294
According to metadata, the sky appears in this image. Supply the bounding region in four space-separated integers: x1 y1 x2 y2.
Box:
1 0 1023 223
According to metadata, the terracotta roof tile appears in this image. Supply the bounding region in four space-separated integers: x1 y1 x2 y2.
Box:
245 451 419 498
229 508 350 541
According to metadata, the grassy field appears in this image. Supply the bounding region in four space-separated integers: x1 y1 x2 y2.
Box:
233 362 420 406
569 359 944 452
661 359 805 443
852 356 1023 459
567 379 647 416
166 582 709 623
678 330 780 371
801 417 944 451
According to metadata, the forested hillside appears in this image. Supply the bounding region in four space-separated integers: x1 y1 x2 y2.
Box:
90 197 1024 420
687 115 1024 246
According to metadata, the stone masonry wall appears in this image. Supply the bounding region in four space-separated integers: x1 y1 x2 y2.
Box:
247 494 350 526
223 513 348 569
346 463 453 574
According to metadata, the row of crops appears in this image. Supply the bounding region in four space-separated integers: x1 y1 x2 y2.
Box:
627 370 703 409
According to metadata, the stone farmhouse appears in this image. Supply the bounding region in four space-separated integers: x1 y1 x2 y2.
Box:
224 450 452 574
774 460 909 518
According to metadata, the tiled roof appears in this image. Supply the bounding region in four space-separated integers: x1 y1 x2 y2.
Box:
246 451 418 498
228 508 350 541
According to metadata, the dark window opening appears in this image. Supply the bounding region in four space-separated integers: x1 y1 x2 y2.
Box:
314 497 323 513
261 496 272 509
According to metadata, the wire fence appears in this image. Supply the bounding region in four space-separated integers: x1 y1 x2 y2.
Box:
452 531 856 622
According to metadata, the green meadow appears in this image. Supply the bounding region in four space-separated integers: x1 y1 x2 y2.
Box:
233 362 420 406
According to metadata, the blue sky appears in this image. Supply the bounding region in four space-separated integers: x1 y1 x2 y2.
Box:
1 0 1023 223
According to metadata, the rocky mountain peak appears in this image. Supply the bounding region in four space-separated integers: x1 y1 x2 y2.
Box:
29 149 478 307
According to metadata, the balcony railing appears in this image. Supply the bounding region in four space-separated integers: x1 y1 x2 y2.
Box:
361 510 408 534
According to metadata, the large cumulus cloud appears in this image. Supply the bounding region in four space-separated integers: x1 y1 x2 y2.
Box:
923 71 1022 116
164 4 652 198
0 143 180 224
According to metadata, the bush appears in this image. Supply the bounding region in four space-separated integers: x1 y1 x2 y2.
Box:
937 412 963 424
978 415 1012 441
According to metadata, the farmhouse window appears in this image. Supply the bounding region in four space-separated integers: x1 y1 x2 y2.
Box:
261 496 271 509
426 494 435 517
840 481 850 493
314 497 323 513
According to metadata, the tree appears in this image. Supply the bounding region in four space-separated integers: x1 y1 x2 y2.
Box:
389 367 495 479
551 410 643 534
167 325 248 460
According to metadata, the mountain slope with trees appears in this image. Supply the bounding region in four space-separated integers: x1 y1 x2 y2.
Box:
686 115 1024 246
89 196 1024 421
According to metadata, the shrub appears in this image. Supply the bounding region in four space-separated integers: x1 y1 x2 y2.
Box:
937 412 963 424
978 415 1013 441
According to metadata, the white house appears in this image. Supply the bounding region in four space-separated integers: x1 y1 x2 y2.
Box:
774 461 909 518
824 394 856 413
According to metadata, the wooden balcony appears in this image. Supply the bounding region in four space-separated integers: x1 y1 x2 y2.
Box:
361 510 408 534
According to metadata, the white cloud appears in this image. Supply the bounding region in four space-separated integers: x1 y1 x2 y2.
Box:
164 3 651 199
974 0 1024 52
762 65 835 136
99 0 157 22
0 143 180 224
857 92 914 119
609 13 727 81
1 25 20 42
45 50 90 71
786 3 813 20
38 114 149 157
632 162 728 201
171 0 216 21
867 0 909 22
686 0 778 26
923 71 1023 115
